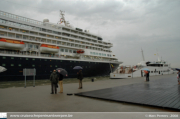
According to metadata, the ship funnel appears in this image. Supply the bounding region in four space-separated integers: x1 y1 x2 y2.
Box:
43 19 49 23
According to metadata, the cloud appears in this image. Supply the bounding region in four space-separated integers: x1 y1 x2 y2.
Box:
0 0 180 67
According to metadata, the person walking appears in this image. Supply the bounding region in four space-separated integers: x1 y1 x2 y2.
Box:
57 69 66 93
146 71 150 82
50 70 58 94
177 70 180 85
77 70 83 89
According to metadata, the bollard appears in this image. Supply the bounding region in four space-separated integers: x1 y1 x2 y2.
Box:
24 68 26 88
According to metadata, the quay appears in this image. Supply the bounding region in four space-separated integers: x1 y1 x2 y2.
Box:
0 74 179 112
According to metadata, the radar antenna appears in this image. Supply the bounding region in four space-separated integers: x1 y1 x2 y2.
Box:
57 10 70 27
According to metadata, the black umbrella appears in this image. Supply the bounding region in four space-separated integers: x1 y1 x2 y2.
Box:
73 66 83 70
56 68 68 76
176 68 180 71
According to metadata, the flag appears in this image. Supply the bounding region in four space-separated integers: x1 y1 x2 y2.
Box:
111 64 114 68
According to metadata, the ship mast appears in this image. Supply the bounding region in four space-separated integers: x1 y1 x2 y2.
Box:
141 48 145 61
59 10 69 27
156 49 161 62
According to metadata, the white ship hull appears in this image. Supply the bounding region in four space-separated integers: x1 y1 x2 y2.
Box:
110 66 174 79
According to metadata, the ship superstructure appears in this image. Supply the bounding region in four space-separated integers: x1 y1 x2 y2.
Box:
0 10 122 81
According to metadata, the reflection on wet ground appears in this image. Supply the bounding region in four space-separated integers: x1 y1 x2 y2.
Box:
0 76 110 88
75 76 180 110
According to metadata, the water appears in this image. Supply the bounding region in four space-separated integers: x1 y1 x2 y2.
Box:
0 76 110 88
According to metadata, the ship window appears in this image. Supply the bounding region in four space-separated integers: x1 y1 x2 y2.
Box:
2 57 6 59
45 59 47 61
35 45 38 49
11 64 14 66
32 65 35 67
69 50 72 53
96 53 98 55
90 52 92 54
60 49 64 52
93 52 95 55
70 61 72 62
2 64 5 66
29 44 33 48
104 54 106 56
99 53 101 56
55 65 57 67
32 59 35 60
73 50 76 53
74 61 76 63
26 58 28 60
65 49 68 52
18 64 21 66
151 71 153 73
50 65 52 67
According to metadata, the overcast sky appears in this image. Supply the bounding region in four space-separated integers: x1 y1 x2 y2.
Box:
0 0 179 68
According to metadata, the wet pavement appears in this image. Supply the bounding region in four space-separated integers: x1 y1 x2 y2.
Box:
0 74 178 112
0 76 108 89
76 75 180 110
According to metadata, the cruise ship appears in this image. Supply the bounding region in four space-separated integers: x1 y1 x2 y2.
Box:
0 10 122 81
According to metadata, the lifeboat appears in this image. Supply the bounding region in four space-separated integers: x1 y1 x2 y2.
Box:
40 44 59 53
77 50 84 53
0 38 25 50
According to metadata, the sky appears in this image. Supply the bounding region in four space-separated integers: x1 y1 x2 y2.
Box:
0 0 179 68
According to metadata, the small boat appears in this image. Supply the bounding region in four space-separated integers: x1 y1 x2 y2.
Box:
40 44 59 53
0 38 25 50
76 50 84 53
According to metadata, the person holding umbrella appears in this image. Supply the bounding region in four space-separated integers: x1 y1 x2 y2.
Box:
77 70 83 89
50 70 58 94
146 71 150 82
73 66 83 89
0 66 7 73
142 68 150 82
56 68 68 93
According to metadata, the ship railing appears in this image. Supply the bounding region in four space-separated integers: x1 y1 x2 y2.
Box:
0 50 117 62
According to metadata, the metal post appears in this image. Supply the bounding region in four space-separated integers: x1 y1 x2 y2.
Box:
24 68 26 88
109 63 112 73
132 69 133 79
33 68 35 87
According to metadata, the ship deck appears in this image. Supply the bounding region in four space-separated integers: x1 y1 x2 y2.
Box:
0 74 179 112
